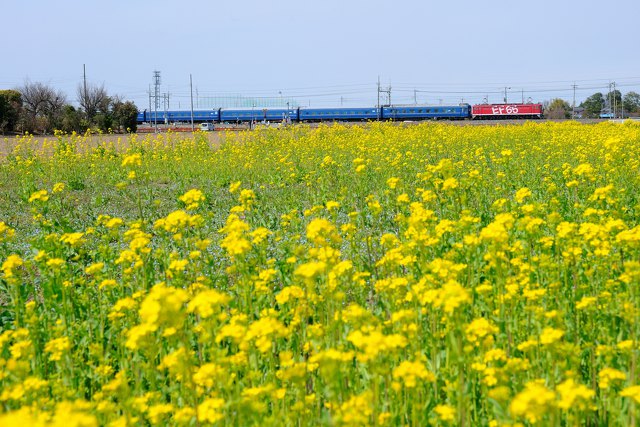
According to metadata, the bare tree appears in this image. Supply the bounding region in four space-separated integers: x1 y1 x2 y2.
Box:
77 82 108 120
20 80 67 133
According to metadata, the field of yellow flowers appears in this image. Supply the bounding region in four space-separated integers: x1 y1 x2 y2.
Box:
1 121 640 426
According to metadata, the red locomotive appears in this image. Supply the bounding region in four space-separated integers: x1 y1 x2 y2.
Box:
471 103 543 120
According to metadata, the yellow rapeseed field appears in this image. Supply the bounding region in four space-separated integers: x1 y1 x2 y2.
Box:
1 121 640 425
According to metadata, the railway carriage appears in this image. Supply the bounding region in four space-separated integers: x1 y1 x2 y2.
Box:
220 108 298 123
137 109 220 123
299 107 379 122
382 105 470 120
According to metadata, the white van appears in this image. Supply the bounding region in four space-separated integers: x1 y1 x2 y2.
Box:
200 123 215 131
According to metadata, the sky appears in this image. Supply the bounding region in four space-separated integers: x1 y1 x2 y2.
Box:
2 0 639 109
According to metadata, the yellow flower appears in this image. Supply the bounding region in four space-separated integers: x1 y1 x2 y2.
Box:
85 262 104 275
52 182 65 193
193 363 225 389
197 397 225 423
60 232 84 247
179 188 205 210
28 189 49 203
598 368 626 389
44 336 72 361
621 385 640 404
442 177 459 191
0 222 15 241
46 258 66 270
386 177 400 189
229 181 242 194
2 254 23 277
434 404 456 422
306 218 341 246
121 153 142 167
556 378 594 410
510 380 555 423
465 318 498 344
539 327 564 345
326 200 340 211
187 290 231 318
332 391 373 426
515 187 532 203
392 360 435 388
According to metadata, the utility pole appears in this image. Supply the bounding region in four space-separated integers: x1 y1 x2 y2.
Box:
83 64 88 111
340 96 343 107
153 70 161 132
189 74 195 132
377 76 381 120
572 83 577 119
504 87 511 104
608 81 612 117
521 89 524 104
414 89 417 104
613 81 617 118
163 93 169 124
148 85 152 124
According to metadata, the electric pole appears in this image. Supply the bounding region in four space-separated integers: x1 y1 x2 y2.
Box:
153 70 161 132
83 64 88 112
190 74 195 132
504 87 511 104
377 76 381 120
163 93 169 124
613 81 617 118
414 89 417 104
572 83 577 119
608 81 612 118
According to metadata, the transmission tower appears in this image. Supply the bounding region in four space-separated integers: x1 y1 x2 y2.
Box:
153 71 161 131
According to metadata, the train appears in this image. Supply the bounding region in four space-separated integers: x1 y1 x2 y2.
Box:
136 102 543 125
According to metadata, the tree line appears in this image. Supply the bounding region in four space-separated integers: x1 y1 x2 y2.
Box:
0 81 138 135
545 90 640 119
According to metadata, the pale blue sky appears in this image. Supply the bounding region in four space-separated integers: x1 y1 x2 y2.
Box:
2 0 638 108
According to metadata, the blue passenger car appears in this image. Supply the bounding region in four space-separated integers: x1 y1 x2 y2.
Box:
299 107 380 121
137 109 220 123
382 105 470 120
220 108 298 122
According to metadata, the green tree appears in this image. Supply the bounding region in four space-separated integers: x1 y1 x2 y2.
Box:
580 93 605 118
94 112 113 133
0 90 22 134
60 105 83 133
112 100 138 132
623 92 640 114
545 98 571 119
